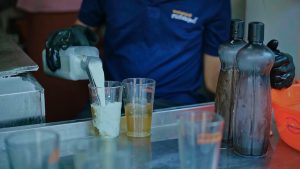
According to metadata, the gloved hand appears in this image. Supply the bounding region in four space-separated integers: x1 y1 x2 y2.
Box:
267 39 295 89
45 25 99 72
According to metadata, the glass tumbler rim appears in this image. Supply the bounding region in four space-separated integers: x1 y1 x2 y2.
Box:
88 81 123 89
5 130 59 147
178 111 224 127
121 78 156 86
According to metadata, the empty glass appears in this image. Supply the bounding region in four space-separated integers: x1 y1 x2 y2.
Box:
73 137 130 169
128 137 152 169
178 111 224 169
5 130 60 169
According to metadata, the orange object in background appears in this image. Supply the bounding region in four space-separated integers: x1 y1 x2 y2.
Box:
272 83 300 151
269 139 300 169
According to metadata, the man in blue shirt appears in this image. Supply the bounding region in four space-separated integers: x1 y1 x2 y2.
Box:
46 0 295 108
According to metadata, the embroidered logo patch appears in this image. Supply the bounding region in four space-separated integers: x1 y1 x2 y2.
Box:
171 9 198 24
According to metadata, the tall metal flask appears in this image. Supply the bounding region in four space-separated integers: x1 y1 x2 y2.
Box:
215 19 247 148
233 22 274 156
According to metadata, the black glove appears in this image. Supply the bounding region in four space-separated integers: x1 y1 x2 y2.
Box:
45 25 99 72
267 39 295 89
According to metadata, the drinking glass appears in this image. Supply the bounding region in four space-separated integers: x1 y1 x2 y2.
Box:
122 78 155 137
5 130 60 169
88 81 123 138
178 111 224 169
73 137 130 169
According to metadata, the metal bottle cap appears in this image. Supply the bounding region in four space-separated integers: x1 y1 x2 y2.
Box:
248 22 264 43
230 19 244 40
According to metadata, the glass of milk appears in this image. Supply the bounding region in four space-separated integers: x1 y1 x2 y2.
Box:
88 81 123 138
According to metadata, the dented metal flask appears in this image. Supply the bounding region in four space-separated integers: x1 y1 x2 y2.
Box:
233 22 275 156
215 19 247 148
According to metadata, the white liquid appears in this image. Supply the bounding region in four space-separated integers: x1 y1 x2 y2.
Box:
91 102 122 138
87 59 105 103
87 58 122 138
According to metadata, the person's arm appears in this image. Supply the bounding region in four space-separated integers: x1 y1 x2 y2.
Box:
45 0 104 71
202 0 231 93
75 19 97 31
204 54 221 93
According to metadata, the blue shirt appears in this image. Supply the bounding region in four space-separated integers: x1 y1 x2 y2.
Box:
79 0 231 105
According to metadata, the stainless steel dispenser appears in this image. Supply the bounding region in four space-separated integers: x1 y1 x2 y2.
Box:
0 32 45 128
